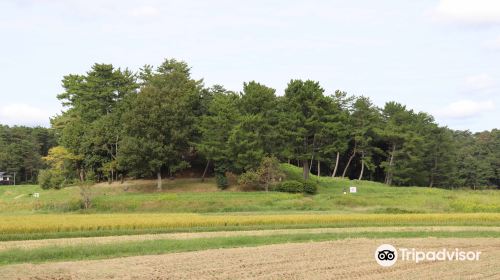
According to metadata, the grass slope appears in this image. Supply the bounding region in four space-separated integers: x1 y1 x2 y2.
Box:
0 164 498 214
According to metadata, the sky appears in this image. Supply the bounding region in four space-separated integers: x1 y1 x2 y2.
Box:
0 0 499 132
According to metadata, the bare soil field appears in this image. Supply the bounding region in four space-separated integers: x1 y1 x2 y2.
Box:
1 238 498 280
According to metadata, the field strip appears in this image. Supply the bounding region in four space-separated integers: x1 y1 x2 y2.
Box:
0 238 499 280
1 226 499 251
1 213 498 235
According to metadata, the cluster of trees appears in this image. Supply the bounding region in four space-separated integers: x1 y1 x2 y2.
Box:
0 125 56 183
32 58 499 190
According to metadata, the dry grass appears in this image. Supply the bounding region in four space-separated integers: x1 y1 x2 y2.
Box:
93 178 219 193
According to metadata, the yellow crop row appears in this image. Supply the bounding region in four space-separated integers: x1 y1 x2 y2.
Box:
0 213 499 234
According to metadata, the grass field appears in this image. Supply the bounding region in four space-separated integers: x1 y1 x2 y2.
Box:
1 164 499 214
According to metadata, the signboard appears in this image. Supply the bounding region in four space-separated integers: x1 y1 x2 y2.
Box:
33 193 40 198
349 187 357 193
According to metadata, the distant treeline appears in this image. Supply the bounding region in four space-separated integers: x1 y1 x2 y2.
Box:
0 125 56 183
5 59 499 189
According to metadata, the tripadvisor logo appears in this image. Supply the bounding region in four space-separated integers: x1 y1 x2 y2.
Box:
375 244 398 267
375 244 481 267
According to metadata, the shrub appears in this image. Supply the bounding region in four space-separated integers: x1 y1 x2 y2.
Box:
257 156 285 191
273 179 318 194
215 173 229 189
225 172 239 186
302 180 318 194
38 169 66 189
274 180 304 193
237 171 260 191
79 184 94 210
236 157 286 192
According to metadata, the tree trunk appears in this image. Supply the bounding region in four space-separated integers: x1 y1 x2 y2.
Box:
342 152 356 178
317 160 320 176
201 160 210 182
309 154 314 172
331 152 340 177
302 159 309 180
385 143 396 185
157 171 162 191
358 159 365 180
429 153 438 188
79 169 85 182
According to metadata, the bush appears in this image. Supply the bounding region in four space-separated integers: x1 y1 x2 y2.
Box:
79 184 94 210
237 171 260 191
215 173 229 189
273 179 318 194
38 169 66 189
274 180 304 193
225 172 239 186
237 156 285 192
302 180 318 194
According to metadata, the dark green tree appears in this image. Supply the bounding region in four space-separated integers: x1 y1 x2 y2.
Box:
196 87 240 180
282 80 330 180
119 59 202 190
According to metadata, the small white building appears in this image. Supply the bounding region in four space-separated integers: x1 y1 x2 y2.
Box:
0 172 13 185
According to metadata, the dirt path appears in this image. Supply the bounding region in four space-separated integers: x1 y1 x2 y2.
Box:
0 238 499 279
1 226 499 251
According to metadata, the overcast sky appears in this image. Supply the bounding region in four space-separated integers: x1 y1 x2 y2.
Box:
0 0 499 131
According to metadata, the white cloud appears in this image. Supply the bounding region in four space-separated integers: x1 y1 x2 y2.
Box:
129 6 160 17
433 0 500 25
0 104 51 127
435 100 495 119
482 37 500 50
464 73 496 92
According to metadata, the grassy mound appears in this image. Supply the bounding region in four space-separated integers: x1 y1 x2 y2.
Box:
0 164 498 214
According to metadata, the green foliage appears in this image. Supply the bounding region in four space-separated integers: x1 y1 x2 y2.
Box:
12 57 494 191
237 170 260 190
282 79 331 180
237 156 285 191
274 180 304 193
0 125 55 184
302 180 318 194
215 174 229 189
196 88 240 175
37 146 82 189
38 169 66 190
52 63 138 183
118 59 202 189
273 179 317 194
344 96 380 180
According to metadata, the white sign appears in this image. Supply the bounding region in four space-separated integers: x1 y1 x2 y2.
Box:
33 193 40 198
349 187 357 193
